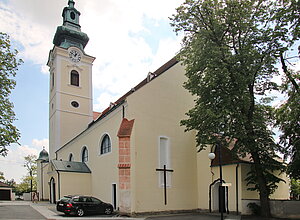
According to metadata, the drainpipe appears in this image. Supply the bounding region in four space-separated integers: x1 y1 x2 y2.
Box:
56 170 60 202
236 163 239 215
41 162 43 201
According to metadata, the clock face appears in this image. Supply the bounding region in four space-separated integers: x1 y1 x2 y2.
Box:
69 49 81 62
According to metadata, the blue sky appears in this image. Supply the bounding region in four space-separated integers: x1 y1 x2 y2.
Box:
0 0 184 183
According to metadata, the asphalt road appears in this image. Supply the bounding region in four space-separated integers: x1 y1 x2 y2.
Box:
0 205 45 219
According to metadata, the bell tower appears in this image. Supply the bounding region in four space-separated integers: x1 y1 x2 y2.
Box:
47 0 95 159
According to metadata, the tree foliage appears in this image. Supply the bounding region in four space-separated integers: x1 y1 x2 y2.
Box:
0 32 22 156
170 0 296 217
18 155 37 193
0 171 5 181
0 171 16 189
15 175 37 194
273 0 300 180
290 178 300 200
275 74 300 179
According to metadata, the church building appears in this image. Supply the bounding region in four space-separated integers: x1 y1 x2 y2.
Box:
37 0 289 215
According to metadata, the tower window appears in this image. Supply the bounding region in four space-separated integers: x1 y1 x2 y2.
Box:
100 134 111 155
70 11 76 20
70 70 79 86
71 101 79 108
51 72 55 89
81 146 88 163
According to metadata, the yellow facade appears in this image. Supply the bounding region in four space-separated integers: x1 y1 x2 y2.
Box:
48 46 95 158
37 2 290 214
38 55 291 214
126 63 198 212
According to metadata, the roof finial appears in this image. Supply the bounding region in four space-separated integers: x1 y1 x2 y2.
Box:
68 0 75 8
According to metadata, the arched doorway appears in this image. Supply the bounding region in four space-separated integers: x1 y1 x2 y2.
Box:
50 177 56 204
209 179 229 213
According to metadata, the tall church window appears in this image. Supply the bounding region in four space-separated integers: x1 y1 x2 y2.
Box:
51 72 55 90
69 153 73 161
100 134 111 155
70 70 79 86
158 136 171 187
81 146 88 162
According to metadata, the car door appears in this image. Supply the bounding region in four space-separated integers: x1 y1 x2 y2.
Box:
79 196 92 213
84 197 95 213
90 197 103 214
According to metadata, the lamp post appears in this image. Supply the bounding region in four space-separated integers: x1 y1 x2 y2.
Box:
208 142 224 220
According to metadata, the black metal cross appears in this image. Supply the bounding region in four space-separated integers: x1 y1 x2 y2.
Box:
156 165 174 205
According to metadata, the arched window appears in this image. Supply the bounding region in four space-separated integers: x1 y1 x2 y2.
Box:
100 134 111 155
69 153 73 161
81 146 88 162
70 70 79 86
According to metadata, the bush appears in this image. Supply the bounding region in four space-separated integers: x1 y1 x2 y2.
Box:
247 202 261 216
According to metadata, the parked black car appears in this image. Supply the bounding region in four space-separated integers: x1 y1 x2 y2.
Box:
56 195 114 216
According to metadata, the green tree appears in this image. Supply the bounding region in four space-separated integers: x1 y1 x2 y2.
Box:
0 171 5 181
0 171 16 189
23 155 37 193
170 0 293 217
273 0 300 180
275 75 300 179
290 178 300 200
5 178 16 188
0 32 22 156
15 175 37 194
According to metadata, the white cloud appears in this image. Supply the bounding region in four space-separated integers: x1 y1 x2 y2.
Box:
0 1 54 72
0 145 37 183
0 138 49 183
94 92 119 112
0 0 185 182
150 36 183 70
1 0 184 111
32 138 49 152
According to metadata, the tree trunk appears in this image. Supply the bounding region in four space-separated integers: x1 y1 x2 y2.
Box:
251 151 272 218
246 83 271 218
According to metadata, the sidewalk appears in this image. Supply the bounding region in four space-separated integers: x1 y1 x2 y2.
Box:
31 201 241 220
30 201 144 220
1 201 292 220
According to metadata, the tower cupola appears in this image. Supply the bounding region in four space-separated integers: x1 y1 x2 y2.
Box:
53 0 89 50
37 147 49 162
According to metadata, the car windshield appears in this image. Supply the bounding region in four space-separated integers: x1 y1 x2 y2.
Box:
60 196 72 202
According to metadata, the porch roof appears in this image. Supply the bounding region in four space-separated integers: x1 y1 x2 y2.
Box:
51 160 91 173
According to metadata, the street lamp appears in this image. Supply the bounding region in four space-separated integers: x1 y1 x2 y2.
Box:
208 142 224 220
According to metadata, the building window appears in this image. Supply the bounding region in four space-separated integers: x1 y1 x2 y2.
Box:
70 11 76 20
70 70 79 86
51 72 55 89
100 134 111 155
159 136 171 187
81 146 88 162
71 101 79 108
69 153 73 161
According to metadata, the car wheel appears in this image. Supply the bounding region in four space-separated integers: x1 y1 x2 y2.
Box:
76 208 85 217
104 206 113 215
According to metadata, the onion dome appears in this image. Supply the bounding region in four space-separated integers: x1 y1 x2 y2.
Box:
37 147 49 162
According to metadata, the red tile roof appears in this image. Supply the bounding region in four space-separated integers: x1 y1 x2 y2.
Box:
118 118 135 137
93 111 101 120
